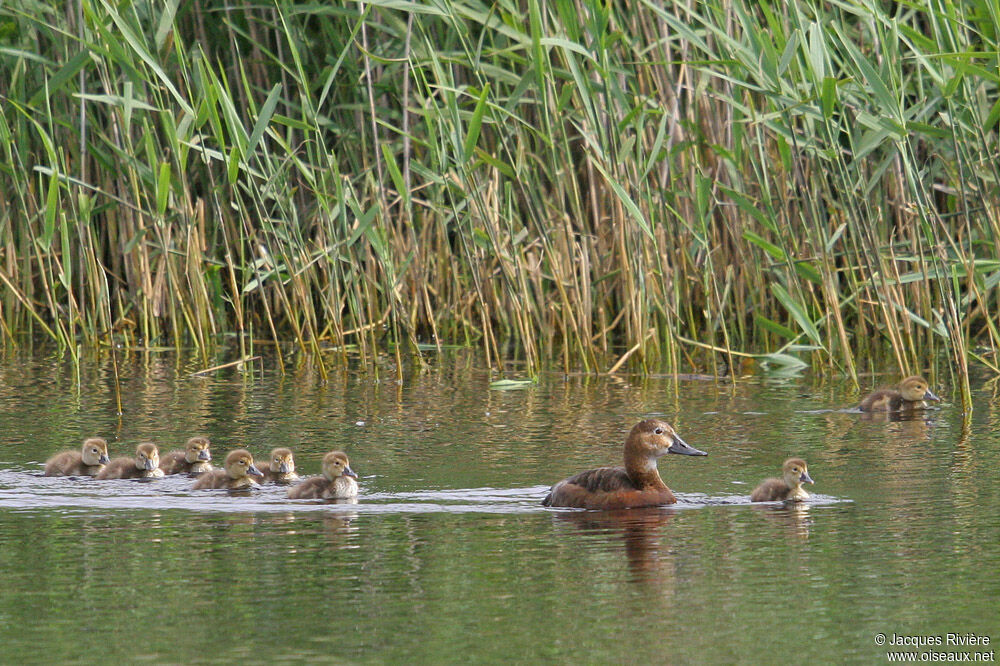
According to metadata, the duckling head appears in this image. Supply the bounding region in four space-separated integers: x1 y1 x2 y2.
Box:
321 451 358 481
185 436 212 463
782 458 814 489
135 442 160 471
269 447 296 475
81 438 111 466
899 376 940 403
627 419 707 459
223 449 262 480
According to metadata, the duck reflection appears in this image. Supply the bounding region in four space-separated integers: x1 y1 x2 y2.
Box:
554 508 676 583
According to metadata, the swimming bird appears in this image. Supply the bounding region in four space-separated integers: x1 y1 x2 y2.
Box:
96 442 164 479
859 376 940 412
159 436 213 475
541 419 707 509
191 449 263 490
750 458 814 502
286 451 359 500
257 447 300 484
44 438 111 477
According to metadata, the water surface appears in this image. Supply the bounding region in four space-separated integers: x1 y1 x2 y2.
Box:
0 352 997 663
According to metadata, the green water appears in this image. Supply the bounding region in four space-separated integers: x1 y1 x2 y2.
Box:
0 352 997 664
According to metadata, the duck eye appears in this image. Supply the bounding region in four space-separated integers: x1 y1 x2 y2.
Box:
654 428 663 435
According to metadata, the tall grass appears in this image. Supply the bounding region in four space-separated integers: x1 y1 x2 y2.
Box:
0 0 997 400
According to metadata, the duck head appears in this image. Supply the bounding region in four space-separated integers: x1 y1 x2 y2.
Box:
321 451 358 481
899 376 940 403
269 447 296 475
81 437 111 466
626 419 707 459
135 442 160 471
185 436 212 463
782 457 814 489
223 449 262 480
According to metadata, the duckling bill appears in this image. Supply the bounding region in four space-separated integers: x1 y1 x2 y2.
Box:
750 458 814 502
859 376 940 412
542 419 707 510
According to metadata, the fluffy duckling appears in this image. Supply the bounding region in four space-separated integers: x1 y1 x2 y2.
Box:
257 447 300 484
286 451 359 500
191 449 263 490
44 437 111 477
159 436 213 475
542 419 707 510
750 458 814 502
96 442 164 480
859 375 940 412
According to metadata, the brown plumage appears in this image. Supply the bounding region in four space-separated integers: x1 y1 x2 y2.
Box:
859 376 940 412
191 449 262 490
286 451 359 500
159 436 213 475
96 442 163 480
541 419 707 510
257 447 300 484
750 458 814 502
44 438 111 477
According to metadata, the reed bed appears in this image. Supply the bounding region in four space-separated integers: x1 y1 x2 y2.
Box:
0 0 997 400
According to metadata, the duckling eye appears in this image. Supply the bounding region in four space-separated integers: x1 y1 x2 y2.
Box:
654 427 664 435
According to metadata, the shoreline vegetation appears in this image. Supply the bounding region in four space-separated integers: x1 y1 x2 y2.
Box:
0 1 997 402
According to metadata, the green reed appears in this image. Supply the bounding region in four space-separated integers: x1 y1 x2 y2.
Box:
0 0 997 402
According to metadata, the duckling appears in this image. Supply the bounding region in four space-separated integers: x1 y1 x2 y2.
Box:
191 449 263 490
96 442 164 480
257 447 300 484
859 375 940 412
159 436 213 475
286 451 359 500
750 458 814 502
44 437 111 477
542 419 707 510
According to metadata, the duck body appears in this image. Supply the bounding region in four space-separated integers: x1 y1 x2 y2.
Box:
160 436 213 475
542 419 707 510
192 449 262 490
44 438 111 477
257 448 300 484
287 451 358 500
750 458 814 502
859 376 940 412
96 442 164 480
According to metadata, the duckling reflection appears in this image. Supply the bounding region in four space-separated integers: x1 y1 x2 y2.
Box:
96 442 163 479
160 436 213 475
44 437 111 477
192 449 262 490
554 508 676 583
751 502 812 539
257 448 299 484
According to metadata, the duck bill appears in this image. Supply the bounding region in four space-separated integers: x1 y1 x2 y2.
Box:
924 389 941 402
99 454 111 464
144 460 157 471
800 472 814 485
668 435 708 456
198 450 212 461
247 464 264 478
343 465 359 479
278 463 291 474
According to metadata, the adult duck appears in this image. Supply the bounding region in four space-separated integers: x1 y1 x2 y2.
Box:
542 419 706 509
